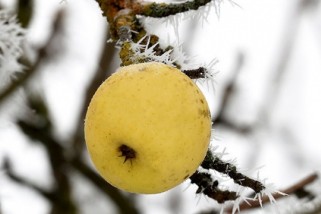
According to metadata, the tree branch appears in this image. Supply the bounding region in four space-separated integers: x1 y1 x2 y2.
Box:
3 158 55 202
132 0 212 18
190 171 239 203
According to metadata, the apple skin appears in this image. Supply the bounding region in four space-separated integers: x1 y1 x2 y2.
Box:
84 62 211 194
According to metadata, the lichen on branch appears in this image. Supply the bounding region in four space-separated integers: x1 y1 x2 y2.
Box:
132 0 212 18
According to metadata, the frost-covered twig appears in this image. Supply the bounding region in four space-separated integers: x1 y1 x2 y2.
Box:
0 9 25 90
133 0 212 18
0 10 64 105
190 171 239 203
0 9 26 119
202 150 265 193
95 0 217 70
225 172 318 213
189 148 283 211
189 148 294 213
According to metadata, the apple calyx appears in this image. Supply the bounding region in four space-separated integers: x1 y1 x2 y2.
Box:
118 144 136 163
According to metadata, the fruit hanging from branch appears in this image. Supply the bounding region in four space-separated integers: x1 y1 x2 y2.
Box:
84 62 212 193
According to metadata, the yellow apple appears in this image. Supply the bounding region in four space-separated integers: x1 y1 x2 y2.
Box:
84 62 211 194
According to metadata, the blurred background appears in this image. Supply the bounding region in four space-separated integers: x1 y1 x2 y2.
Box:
0 0 321 213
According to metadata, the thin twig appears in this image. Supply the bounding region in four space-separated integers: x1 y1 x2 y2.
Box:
3 158 55 202
213 53 251 134
17 94 77 214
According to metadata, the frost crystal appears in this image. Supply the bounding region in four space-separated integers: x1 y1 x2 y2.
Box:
0 10 26 88
0 10 26 123
190 58 217 94
130 35 176 66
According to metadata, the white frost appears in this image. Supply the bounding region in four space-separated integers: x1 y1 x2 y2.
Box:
0 9 26 123
0 10 26 88
130 35 176 66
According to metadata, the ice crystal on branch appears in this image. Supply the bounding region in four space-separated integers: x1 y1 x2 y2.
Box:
129 35 176 66
189 145 287 213
0 10 25 86
0 9 26 122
